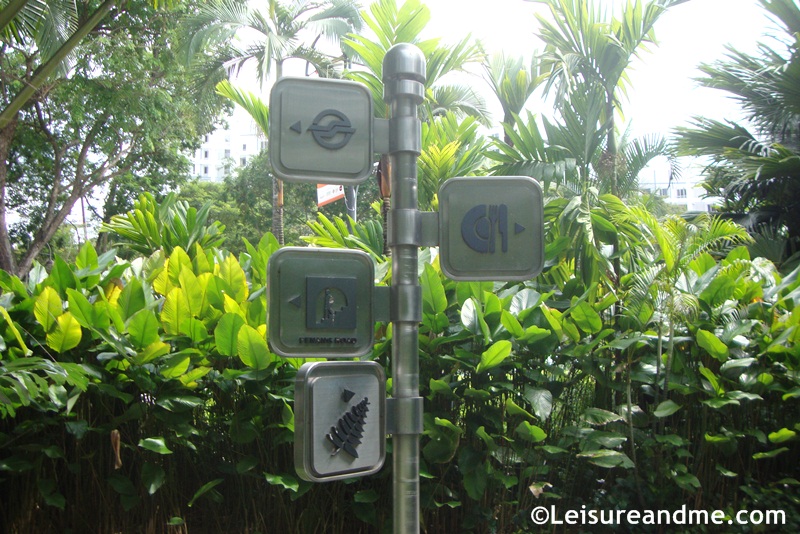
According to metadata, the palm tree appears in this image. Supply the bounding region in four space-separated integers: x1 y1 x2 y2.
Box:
675 0 800 246
343 0 487 123
498 0 684 288
535 0 687 195
619 209 751 406
340 0 487 250
182 0 363 244
483 52 547 146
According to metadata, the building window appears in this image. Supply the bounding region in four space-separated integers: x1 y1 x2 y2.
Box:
676 188 687 199
242 144 247 151
204 135 209 142
224 149 231 158
204 150 209 159
658 188 668 197
203 166 209 175
240 157 247 166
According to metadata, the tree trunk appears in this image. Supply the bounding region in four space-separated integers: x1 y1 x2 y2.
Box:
0 119 19 274
272 177 284 245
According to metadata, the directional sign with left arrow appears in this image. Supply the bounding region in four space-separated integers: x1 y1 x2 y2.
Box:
269 78 373 185
268 247 376 358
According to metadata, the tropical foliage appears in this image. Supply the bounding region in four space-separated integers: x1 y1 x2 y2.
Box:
676 0 800 264
2 0 800 532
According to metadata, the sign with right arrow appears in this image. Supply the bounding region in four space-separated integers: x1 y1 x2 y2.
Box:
438 176 544 281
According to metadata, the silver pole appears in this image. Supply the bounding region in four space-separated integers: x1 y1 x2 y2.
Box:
383 44 425 534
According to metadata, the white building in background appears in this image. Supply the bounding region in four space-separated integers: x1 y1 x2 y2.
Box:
191 107 266 183
640 159 720 213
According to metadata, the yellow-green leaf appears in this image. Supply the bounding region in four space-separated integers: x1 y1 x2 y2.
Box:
167 247 192 286
46 312 82 353
35 287 62 332
237 325 271 370
476 340 512 373
133 341 170 365
178 267 204 317
161 353 190 379
214 313 245 356
219 254 248 303
505 398 535 420
697 329 729 362
161 288 189 335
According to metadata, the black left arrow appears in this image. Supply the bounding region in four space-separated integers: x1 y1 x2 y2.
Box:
290 121 302 134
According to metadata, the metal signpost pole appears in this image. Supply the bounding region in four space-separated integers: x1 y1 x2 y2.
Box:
383 44 425 534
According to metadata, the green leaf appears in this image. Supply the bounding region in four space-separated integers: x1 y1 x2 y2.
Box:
501 310 524 338
476 340 512 373
237 325 271 370
434 417 463 434
354 489 380 504
181 318 209 343
142 463 166 495
75 241 99 271
654 400 681 418
697 329 729 361
699 366 723 395
585 430 627 448
753 447 789 460
214 313 245 357
188 478 223 507
514 421 547 442
35 286 62 332
421 263 447 315
117 278 145 320
66 289 94 329
702 397 739 409
582 408 623 425
475 426 497 452
577 449 634 469
673 473 701 492
38 478 65 509
570 301 602 334
160 353 191 379
524 388 553 420
699 273 736 307
138 437 173 455
506 398 535 420
716 464 738 477
264 472 299 493
133 341 170 365
46 312 82 353
768 428 796 444
127 309 160 349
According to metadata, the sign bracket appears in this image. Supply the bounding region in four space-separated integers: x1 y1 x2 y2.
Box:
373 285 391 323
374 118 390 155
385 397 424 436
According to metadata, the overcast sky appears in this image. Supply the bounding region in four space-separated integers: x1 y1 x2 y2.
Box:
422 0 776 137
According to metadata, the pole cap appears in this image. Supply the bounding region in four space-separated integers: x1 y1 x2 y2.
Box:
383 43 426 84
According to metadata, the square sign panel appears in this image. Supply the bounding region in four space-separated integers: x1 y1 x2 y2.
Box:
295 361 385 482
439 176 544 281
269 77 373 184
268 247 375 358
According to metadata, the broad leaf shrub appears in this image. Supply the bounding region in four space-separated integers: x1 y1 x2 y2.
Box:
0 198 798 532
